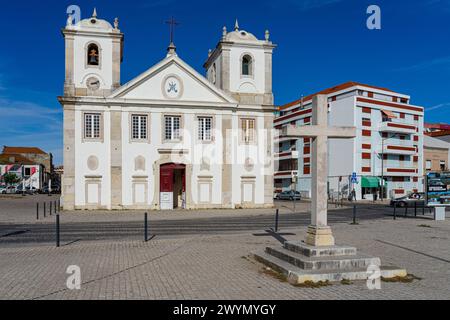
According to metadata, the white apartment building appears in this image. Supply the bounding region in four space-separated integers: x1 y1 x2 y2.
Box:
274 82 424 201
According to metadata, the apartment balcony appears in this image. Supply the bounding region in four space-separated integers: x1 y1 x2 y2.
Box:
275 150 299 160
383 167 417 177
381 143 416 155
378 121 417 134
275 135 299 143
274 170 299 180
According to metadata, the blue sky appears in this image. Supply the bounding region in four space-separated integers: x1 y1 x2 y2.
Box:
0 0 449 165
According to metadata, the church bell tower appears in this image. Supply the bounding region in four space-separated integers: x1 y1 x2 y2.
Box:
204 20 276 107
62 8 124 97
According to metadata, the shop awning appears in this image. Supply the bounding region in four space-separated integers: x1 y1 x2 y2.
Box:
381 109 397 119
361 176 381 188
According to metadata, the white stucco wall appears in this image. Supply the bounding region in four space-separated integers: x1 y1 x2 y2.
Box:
73 35 113 90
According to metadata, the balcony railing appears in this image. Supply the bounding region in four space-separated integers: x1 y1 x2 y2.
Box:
275 150 299 160
381 144 416 155
379 120 417 134
383 167 417 176
274 170 298 179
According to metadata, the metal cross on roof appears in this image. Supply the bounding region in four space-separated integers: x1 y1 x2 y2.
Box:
165 16 180 45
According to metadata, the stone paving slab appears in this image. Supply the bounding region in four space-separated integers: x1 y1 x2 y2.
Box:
0 215 449 300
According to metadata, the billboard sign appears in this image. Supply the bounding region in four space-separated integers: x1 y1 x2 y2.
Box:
426 172 450 206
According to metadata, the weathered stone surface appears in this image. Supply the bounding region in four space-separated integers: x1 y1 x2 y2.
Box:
283 241 357 258
253 232 406 284
254 245 406 284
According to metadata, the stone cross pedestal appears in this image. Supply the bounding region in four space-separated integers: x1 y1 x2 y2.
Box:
254 94 407 284
283 94 356 246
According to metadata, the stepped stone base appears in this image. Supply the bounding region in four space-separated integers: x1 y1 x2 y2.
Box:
253 241 407 284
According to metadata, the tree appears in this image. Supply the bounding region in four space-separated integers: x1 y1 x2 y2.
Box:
3 173 20 186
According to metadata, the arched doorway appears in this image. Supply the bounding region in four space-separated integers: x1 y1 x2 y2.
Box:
160 163 186 210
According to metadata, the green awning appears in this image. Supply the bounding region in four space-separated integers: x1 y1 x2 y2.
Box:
361 176 380 188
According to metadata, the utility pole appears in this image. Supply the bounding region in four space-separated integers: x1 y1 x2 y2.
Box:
381 138 384 202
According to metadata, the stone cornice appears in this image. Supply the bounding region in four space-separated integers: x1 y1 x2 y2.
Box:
59 95 275 113
61 28 124 39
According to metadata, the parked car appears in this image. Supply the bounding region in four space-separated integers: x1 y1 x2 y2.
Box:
276 190 301 201
15 185 35 195
1 186 17 194
27 186 38 194
390 192 425 207
40 186 50 194
51 185 61 194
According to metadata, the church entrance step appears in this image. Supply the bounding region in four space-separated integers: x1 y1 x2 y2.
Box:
265 246 381 271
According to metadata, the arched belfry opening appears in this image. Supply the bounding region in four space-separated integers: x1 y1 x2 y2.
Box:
87 43 100 66
242 54 252 76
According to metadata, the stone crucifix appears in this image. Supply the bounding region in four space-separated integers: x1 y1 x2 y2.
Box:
283 95 356 247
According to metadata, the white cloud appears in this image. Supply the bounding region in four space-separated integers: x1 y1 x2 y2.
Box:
0 98 63 163
426 102 450 111
397 56 450 72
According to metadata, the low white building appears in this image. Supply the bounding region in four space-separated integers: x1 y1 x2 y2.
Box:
59 10 275 210
274 82 424 201
0 154 44 190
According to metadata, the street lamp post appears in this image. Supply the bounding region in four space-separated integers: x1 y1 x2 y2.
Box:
380 133 400 202
381 139 384 202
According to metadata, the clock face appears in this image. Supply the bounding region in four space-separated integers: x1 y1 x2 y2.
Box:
86 77 100 91
163 76 182 99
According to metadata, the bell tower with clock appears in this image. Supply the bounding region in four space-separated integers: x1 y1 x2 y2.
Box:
62 8 124 97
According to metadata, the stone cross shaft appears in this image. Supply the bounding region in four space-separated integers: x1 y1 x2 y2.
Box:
283 95 356 246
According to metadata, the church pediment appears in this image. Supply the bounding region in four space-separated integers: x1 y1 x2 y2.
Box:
109 54 237 105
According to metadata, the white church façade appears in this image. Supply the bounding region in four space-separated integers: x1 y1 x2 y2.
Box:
59 9 276 210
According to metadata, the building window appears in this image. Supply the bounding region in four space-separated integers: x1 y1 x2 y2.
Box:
440 160 446 171
198 117 212 141
84 113 101 139
242 55 252 76
131 115 148 140
241 118 256 143
426 160 432 170
87 43 99 66
303 164 311 175
24 168 31 176
164 116 181 141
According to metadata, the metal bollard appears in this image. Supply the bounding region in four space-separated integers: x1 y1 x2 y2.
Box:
422 203 425 215
56 214 60 248
414 202 417 217
43 202 46 218
275 209 279 233
36 203 39 220
393 203 397 220
352 205 357 224
144 212 148 242
54 201 57 215
404 205 408 217
50 201 52 216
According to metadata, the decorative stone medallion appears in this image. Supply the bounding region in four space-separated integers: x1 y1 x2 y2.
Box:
87 155 99 171
162 74 183 100
200 157 211 172
244 158 254 172
135 156 146 171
